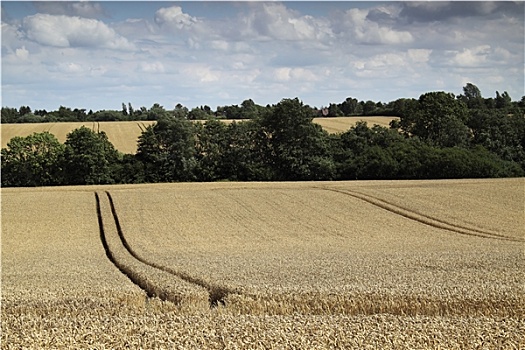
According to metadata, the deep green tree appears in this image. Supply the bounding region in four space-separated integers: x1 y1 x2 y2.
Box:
136 117 197 182
61 126 121 185
495 91 512 109
194 120 229 181
1 107 19 123
1 132 65 186
146 103 169 120
468 109 525 168
221 120 273 181
260 98 335 180
461 83 485 109
400 92 470 148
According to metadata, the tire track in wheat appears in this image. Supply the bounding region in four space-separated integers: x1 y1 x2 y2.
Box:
321 187 523 242
105 191 238 307
95 192 154 298
96 191 210 308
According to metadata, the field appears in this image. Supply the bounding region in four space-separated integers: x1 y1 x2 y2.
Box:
2 178 523 348
0 117 397 154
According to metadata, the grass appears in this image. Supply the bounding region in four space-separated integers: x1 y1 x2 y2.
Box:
1 117 397 153
2 178 523 348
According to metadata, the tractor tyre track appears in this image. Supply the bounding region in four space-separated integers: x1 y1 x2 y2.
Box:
95 192 154 298
96 192 210 307
321 187 523 242
104 191 237 307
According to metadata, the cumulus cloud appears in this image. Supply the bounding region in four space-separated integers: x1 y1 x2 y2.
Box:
408 49 432 63
139 62 165 74
22 14 135 50
241 3 333 42
154 6 198 29
452 45 491 67
33 1 106 18
336 8 413 45
273 67 318 82
15 46 29 60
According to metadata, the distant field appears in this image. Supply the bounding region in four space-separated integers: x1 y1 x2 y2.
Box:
2 178 523 348
1 117 397 154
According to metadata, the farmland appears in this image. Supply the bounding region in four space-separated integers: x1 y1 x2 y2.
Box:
0 117 397 154
2 178 524 348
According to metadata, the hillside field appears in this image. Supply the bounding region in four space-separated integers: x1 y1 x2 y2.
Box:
2 178 524 348
0 117 397 154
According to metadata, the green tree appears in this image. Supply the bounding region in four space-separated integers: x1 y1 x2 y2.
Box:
61 126 121 185
495 91 512 109
461 83 484 109
173 103 189 119
136 117 197 182
339 97 361 116
468 109 525 168
400 92 470 147
194 120 228 181
260 98 335 180
1 132 65 186
221 120 273 181
1 107 19 123
146 103 169 120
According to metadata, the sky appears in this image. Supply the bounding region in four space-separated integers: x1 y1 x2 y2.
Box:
1 1 524 112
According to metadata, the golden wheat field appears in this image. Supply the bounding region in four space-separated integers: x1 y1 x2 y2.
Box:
2 178 524 349
1 117 397 154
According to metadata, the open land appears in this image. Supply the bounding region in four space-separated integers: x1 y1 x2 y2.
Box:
1 117 397 154
1 178 524 348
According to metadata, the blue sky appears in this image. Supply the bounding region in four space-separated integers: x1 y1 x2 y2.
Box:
2 1 524 111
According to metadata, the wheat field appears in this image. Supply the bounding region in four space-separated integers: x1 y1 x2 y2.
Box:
2 178 524 348
1 117 397 153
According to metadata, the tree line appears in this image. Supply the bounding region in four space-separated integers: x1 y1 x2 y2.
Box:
2 84 524 187
5 83 522 124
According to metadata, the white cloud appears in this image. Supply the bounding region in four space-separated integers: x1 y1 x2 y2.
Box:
22 14 135 50
241 3 333 42
210 40 229 51
449 45 492 67
408 49 432 63
139 62 165 74
338 8 413 45
15 46 29 61
273 67 319 82
33 1 106 18
183 65 221 83
154 6 198 29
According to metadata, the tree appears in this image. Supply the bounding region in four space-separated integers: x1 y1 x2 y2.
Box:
61 126 121 185
468 109 525 168
260 98 335 180
146 103 169 120
136 117 197 182
400 92 470 148
461 83 484 109
1 132 65 186
188 107 210 120
1 107 19 123
173 104 189 119
339 97 360 116
220 120 273 181
19 105 31 116
495 91 512 109
194 120 228 181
